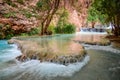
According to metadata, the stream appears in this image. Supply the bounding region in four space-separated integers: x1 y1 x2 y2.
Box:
0 33 120 80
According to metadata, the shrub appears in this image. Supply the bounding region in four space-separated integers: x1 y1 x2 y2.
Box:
6 33 14 39
54 9 75 34
63 24 75 34
20 33 28 36
48 23 55 34
27 28 39 36
20 9 33 18
0 24 40 39
54 24 75 34
36 1 43 8
25 12 33 18
19 28 40 37
54 26 62 33
0 24 15 39
3 12 16 18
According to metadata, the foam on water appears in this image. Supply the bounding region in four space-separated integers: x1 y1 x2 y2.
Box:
0 40 90 79
0 55 90 79
76 32 107 35
0 44 21 62
84 44 120 54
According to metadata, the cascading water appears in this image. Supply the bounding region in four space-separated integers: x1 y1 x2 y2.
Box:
80 28 106 33
0 39 90 80
0 40 21 66
0 33 120 80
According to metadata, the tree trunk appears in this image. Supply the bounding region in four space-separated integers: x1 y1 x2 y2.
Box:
112 15 120 36
40 0 60 35
91 22 95 28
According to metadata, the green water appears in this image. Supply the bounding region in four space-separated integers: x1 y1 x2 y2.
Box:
63 50 120 80
0 34 120 80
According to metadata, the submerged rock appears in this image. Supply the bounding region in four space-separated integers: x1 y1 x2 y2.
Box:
8 39 15 44
16 54 28 62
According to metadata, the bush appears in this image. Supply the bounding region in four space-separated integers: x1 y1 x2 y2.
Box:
0 24 40 39
0 24 14 39
54 24 75 34
54 9 76 34
6 33 14 39
63 24 75 34
36 1 43 8
48 23 55 34
21 9 33 18
4 25 14 39
54 26 62 33
3 12 16 18
20 28 39 36
27 28 39 36
20 33 28 36
25 12 33 18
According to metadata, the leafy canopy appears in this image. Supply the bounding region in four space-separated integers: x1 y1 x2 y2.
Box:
90 0 120 24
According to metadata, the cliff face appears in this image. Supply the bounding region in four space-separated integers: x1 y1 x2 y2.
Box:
0 0 39 32
0 0 91 37
0 0 41 39
63 0 91 31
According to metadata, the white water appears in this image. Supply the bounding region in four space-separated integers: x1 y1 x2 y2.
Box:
76 32 107 35
0 44 21 62
0 41 90 79
84 44 120 54
0 56 90 78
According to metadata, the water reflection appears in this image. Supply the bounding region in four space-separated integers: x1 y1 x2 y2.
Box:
21 34 84 55
15 33 109 62
74 33 110 45
15 34 86 65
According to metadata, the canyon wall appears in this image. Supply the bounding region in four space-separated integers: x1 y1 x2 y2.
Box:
0 0 91 36
63 0 91 31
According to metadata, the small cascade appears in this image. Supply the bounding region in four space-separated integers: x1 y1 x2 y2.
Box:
15 52 87 66
0 55 90 79
80 28 106 33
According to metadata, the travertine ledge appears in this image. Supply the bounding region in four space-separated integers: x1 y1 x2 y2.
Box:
8 36 87 65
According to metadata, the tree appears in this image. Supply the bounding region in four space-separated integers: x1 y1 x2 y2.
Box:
87 6 107 28
36 0 60 35
87 6 99 28
91 0 120 36
55 9 69 33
